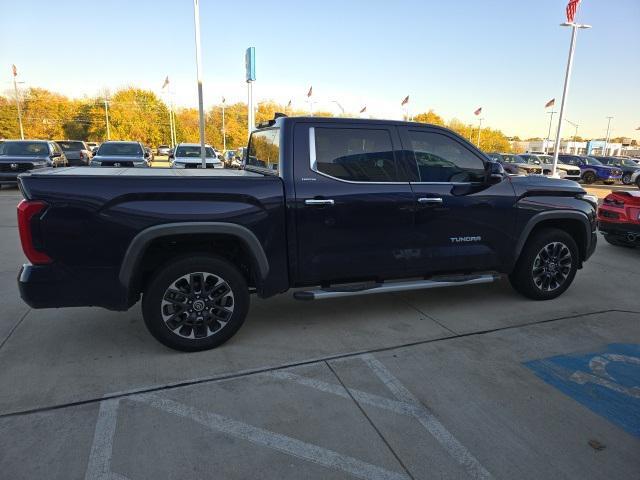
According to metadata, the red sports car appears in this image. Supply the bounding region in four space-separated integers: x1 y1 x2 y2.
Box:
598 190 640 247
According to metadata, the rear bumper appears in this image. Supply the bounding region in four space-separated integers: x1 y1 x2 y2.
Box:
18 263 133 311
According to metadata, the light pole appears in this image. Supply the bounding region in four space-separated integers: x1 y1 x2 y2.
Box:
551 21 591 177
221 97 226 152
476 118 484 148
602 116 613 156
565 119 579 153
192 0 206 169
545 110 557 154
103 96 110 141
162 78 175 148
11 66 24 140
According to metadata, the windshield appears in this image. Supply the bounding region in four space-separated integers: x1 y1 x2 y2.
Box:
621 159 638 167
584 157 603 166
97 143 143 156
520 155 541 165
537 155 554 164
175 146 215 158
502 155 520 163
0 141 48 156
56 141 85 151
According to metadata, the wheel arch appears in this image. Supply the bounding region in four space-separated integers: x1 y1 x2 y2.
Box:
119 222 269 296
514 211 591 267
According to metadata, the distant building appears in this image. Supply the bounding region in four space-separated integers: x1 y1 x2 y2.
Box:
509 140 623 156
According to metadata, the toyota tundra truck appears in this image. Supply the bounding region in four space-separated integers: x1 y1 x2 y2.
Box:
16 116 598 351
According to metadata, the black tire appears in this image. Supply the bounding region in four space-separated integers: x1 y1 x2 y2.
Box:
142 255 249 351
603 235 635 248
509 228 579 300
603 181 615 186
582 171 597 184
622 173 632 185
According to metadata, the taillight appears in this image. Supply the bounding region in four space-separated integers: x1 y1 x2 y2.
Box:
603 197 624 207
17 200 52 264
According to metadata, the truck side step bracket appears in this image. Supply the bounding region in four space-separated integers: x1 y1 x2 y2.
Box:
293 274 501 300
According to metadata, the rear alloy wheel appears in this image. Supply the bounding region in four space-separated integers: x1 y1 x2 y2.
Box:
582 171 597 184
509 228 578 300
621 173 632 185
143 255 249 351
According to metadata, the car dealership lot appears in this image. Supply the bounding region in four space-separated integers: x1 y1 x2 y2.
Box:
0 186 638 479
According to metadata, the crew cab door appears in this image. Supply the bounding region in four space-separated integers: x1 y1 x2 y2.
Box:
293 122 415 284
398 126 516 275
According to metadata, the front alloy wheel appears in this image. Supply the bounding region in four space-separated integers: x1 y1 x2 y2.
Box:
621 173 632 185
509 228 579 300
143 255 249 351
531 242 572 292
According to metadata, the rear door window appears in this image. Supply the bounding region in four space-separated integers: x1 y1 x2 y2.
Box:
247 128 280 173
312 127 400 182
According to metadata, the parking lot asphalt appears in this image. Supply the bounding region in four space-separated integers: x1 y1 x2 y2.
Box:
0 185 638 479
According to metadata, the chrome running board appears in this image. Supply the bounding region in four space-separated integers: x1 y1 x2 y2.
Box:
293 274 500 300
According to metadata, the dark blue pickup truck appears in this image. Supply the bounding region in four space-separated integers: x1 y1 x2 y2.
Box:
17 117 598 351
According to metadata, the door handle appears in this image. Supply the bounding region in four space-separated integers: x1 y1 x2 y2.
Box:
417 197 443 204
304 199 335 206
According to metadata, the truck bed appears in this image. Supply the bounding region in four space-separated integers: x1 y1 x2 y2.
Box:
17 166 289 309
22 166 264 178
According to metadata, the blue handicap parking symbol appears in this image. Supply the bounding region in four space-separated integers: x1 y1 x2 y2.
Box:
525 343 640 438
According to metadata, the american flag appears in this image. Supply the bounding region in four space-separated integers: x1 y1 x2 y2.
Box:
545 98 555 108
12 64 17 77
360 106 367 113
566 0 581 23
474 107 482 116
222 96 226 104
287 100 292 108
401 95 409 106
162 76 169 89
307 86 313 97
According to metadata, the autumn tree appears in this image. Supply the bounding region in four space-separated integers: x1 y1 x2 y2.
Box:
413 110 445 126
87 88 171 145
0 96 20 139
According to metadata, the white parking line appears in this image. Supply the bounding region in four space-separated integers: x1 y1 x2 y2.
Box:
135 394 411 480
361 354 494 480
84 399 127 480
268 370 415 416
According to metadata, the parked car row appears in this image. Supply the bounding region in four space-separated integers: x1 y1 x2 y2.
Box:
486 152 639 187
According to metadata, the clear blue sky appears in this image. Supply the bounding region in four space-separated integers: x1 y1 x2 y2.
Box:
1 0 638 139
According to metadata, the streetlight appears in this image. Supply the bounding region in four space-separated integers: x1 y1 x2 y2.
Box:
11 65 24 139
603 116 613 156
565 119 579 153
192 0 207 169
550 21 592 177
221 97 226 152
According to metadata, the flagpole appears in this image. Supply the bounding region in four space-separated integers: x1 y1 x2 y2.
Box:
545 110 556 154
476 118 483 147
551 20 591 176
602 116 613 156
12 70 24 140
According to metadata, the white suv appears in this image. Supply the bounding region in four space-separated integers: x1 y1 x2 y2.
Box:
170 143 223 169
